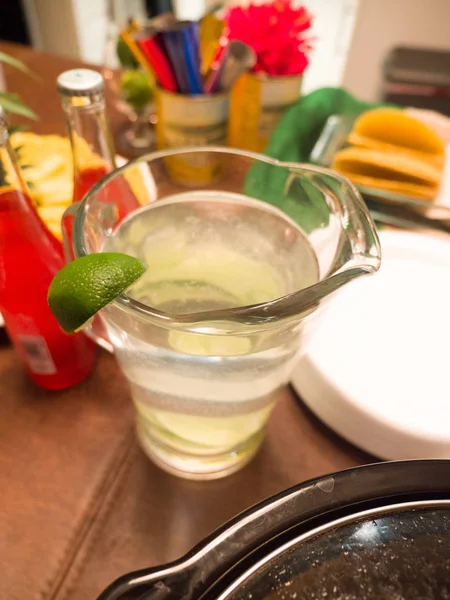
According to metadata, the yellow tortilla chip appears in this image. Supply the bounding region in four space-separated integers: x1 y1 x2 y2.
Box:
348 131 445 168
333 147 441 185
335 170 438 200
332 147 440 201
349 108 445 163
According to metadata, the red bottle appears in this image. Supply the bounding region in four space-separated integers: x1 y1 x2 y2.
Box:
57 69 139 217
0 107 96 390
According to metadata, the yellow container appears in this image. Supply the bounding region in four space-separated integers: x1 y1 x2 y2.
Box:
156 88 229 186
228 73 302 153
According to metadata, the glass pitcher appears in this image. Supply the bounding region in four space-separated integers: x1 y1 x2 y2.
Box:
65 147 381 480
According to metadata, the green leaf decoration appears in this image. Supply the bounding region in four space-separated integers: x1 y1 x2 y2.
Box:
0 92 38 119
0 52 39 81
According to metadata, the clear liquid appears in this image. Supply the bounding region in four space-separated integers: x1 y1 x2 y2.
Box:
103 191 319 478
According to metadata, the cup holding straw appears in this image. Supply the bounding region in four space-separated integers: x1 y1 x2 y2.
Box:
118 14 256 183
155 86 229 185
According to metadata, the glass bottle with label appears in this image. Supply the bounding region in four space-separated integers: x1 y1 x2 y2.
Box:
58 69 140 352
0 107 96 390
57 68 139 216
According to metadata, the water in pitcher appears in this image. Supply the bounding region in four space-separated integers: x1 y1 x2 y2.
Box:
103 191 319 477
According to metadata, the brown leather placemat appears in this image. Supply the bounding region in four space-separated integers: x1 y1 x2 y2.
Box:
0 346 134 600
0 341 370 600
55 389 369 600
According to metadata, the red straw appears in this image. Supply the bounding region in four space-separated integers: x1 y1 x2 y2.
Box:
137 37 178 92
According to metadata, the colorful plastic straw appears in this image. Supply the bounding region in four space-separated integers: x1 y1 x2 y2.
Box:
160 21 202 94
121 14 254 96
136 30 178 92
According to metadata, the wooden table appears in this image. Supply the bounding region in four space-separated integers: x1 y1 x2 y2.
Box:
0 42 371 600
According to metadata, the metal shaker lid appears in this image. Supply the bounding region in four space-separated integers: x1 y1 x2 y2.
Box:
57 69 104 96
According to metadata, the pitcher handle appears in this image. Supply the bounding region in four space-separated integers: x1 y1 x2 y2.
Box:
61 203 114 354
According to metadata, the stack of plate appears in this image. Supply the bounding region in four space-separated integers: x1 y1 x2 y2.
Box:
291 229 450 459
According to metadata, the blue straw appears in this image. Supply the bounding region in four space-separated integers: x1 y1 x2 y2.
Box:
183 22 202 94
161 27 190 94
160 21 202 95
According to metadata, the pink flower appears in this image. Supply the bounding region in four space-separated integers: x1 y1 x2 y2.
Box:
224 0 314 76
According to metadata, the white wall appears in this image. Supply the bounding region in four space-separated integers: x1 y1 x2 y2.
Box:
342 0 450 101
206 0 359 95
24 0 146 64
25 0 358 85
173 0 205 21
72 0 108 65
300 0 359 94
23 0 80 58
26 0 450 102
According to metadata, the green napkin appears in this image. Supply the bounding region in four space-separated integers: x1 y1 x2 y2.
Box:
243 87 384 232
264 86 382 164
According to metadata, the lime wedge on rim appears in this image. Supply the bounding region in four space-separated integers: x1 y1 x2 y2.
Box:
48 253 147 333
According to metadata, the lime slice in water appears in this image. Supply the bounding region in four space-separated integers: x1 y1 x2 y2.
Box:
168 330 251 356
48 253 147 333
137 401 273 449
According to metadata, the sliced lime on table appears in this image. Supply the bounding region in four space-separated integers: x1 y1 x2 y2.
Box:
116 38 139 69
48 253 147 333
120 70 154 109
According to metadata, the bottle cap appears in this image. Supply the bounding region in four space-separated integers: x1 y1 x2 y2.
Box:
57 69 104 97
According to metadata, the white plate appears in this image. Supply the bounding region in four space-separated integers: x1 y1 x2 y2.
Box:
291 229 450 460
